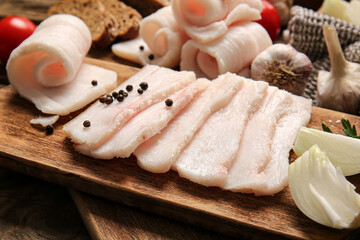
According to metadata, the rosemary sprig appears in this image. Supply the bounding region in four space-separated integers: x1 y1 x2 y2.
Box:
322 119 360 139
341 119 360 139
322 123 333 133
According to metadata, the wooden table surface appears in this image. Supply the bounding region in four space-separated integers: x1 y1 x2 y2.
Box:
0 1 245 240
0 1 340 240
0 1 233 240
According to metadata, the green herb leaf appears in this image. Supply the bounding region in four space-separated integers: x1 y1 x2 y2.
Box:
341 119 360 139
322 123 333 133
322 119 360 139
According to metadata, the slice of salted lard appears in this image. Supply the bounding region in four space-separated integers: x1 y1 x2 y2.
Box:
6 14 117 115
63 65 196 146
112 37 150 65
30 115 59 127
11 63 117 115
223 88 312 196
135 73 256 173
172 74 269 187
75 79 210 159
247 96 312 195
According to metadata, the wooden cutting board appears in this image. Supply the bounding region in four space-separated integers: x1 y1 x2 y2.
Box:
1 57 360 240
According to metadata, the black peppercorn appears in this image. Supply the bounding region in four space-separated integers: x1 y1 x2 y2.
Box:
91 80 98 86
165 99 173 107
112 91 119 98
148 54 155 60
126 85 133 92
139 45 144 51
119 90 128 97
139 82 148 90
99 97 106 103
46 125 54 135
83 120 91 127
137 88 144 94
117 94 124 102
105 96 113 105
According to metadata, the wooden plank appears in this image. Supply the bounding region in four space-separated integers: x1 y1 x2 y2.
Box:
0 167 90 240
69 189 234 240
0 0 168 22
0 58 359 240
0 0 169 22
0 0 322 24
0 0 57 22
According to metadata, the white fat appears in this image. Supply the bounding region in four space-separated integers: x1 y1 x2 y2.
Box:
30 115 59 127
180 22 271 79
112 37 150 65
171 0 263 43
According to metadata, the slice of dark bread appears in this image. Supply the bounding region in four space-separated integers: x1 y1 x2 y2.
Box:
47 0 142 48
100 0 142 41
121 0 169 17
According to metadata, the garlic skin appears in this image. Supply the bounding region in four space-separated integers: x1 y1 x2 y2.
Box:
250 43 313 96
317 25 360 115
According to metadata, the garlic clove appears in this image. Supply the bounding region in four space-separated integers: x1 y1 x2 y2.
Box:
317 25 360 115
250 43 312 96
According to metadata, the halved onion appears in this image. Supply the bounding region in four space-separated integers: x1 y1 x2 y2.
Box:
289 145 360 229
293 127 360 176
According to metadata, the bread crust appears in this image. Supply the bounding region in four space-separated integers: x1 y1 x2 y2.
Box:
47 0 142 48
121 0 169 17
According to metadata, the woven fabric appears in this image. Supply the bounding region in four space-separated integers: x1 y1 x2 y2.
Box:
304 58 330 105
345 41 360 63
287 6 360 105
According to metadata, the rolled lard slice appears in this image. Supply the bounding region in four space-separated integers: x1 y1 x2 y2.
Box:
171 0 263 43
135 73 256 173
112 6 188 68
173 75 269 187
180 22 272 79
75 79 210 159
141 6 188 68
6 14 117 115
63 65 196 147
223 88 312 196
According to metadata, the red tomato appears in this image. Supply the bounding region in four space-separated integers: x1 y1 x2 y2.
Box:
0 16 36 64
256 0 281 41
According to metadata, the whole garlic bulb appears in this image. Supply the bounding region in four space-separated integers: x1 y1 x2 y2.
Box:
317 25 360 115
251 43 313 96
